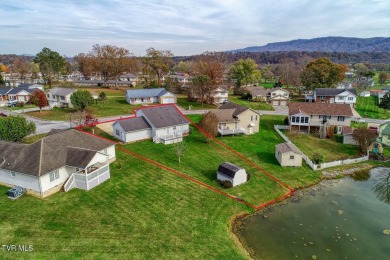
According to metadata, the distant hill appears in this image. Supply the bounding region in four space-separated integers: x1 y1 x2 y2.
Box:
232 37 390 53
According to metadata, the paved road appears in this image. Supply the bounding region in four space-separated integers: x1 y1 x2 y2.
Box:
0 108 70 134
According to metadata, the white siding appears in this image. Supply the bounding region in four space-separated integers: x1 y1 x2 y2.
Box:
125 129 152 142
0 169 40 193
155 124 189 137
39 166 73 193
217 169 247 187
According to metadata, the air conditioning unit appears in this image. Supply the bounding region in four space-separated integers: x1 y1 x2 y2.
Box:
7 186 26 200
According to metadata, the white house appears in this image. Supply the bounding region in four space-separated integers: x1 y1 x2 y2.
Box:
113 104 190 144
275 142 302 167
46 88 76 108
217 162 247 187
17 83 44 90
245 87 290 106
310 88 357 107
0 129 116 198
125 88 176 105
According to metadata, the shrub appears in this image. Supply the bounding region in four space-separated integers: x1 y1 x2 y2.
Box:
313 153 325 164
220 180 233 189
15 101 25 107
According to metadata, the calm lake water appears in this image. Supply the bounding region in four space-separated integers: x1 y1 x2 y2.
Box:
236 167 390 260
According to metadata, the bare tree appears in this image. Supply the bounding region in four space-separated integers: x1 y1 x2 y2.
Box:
198 111 219 143
352 127 377 154
173 141 187 163
143 48 173 86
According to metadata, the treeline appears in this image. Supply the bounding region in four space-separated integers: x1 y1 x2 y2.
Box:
178 51 390 66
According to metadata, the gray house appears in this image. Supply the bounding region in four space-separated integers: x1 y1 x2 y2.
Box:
46 87 76 108
217 162 247 187
0 129 116 198
113 104 189 144
125 88 176 105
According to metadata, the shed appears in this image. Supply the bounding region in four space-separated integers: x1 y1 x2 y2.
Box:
275 142 302 167
217 162 247 187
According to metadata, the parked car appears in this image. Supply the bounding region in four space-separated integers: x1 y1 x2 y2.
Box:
7 100 17 107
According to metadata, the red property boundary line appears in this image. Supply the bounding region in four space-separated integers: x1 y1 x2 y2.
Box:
76 103 295 210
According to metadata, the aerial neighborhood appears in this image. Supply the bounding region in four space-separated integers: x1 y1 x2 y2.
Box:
0 39 390 259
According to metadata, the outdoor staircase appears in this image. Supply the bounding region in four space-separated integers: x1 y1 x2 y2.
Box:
153 135 162 144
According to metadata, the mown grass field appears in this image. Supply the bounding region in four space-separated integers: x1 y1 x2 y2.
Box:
0 150 249 259
176 94 216 110
286 132 361 162
121 118 289 206
355 96 390 120
228 95 274 111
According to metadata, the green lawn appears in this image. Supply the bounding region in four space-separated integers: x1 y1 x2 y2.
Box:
121 120 289 206
216 115 321 188
228 95 274 111
27 96 142 120
176 95 216 110
286 132 361 162
7 104 37 111
0 149 249 259
356 96 390 119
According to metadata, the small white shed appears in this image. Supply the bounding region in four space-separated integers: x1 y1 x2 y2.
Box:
275 142 302 167
217 162 247 187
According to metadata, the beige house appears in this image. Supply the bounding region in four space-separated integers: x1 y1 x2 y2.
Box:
245 86 290 106
379 122 390 146
210 102 260 136
288 102 353 134
275 142 302 167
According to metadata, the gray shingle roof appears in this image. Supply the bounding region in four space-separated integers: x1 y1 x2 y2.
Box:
217 162 243 178
137 105 189 128
0 88 12 95
47 87 76 97
0 129 114 177
126 88 171 99
276 142 302 154
211 109 237 123
66 147 98 168
315 88 356 96
218 102 249 116
115 117 151 132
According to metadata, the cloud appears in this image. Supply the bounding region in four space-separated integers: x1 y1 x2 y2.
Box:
0 0 389 56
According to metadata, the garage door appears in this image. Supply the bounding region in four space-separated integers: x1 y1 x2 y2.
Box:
280 101 287 106
162 98 175 104
272 100 279 105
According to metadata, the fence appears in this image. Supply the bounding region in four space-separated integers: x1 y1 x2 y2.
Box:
274 125 368 171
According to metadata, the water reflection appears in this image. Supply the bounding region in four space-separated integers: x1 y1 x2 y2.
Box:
372 169 390 204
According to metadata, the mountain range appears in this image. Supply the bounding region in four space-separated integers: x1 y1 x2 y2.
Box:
232 36 390 53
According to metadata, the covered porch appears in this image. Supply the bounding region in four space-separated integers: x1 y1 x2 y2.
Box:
218 128 246 136
153 133 184 144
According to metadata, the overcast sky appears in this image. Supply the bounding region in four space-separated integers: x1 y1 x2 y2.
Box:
1 0 389 56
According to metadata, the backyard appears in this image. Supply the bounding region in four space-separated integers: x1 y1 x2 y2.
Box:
228 95 274 111
176 94 216 110
355 96 390 120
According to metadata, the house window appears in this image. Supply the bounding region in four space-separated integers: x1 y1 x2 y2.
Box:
60 96 65 100
47 94 50 98
116 129 120 136
291 117 296 123
338 96 344 100
49 169 60 182
251 115 253 121
290 155 295 160
348 97 354 101
255 115 258 121
11 172 16 177
338 126 343 133
320 96 325 100
337 116 345 122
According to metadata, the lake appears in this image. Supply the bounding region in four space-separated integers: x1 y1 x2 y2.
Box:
235 167 390 260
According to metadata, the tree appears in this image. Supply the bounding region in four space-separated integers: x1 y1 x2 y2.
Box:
352 127 376 154
99 91 107 103
12 58 30 83
28 62 40 83
0 115 36 142
190 75 212 105
173 141 187 163
300 58 347 90
353 63 369 77
0 73 4 85
70 90 94 110
379 92 390 111
34 47 66 88
29 89 48 111
260 65 274 83
274 59 302 90
194 55 225 86
198 111 218 143
143 48 173 86
379 72 389 85
228 58 261 93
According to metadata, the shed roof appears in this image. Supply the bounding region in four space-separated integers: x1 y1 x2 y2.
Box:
115 116 151 132
276 142 302 154
380 122 390 135
217 162 244 178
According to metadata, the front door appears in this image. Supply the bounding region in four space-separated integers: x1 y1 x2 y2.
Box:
249 126 253 134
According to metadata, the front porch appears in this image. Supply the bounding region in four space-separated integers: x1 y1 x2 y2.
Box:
64 161 110 192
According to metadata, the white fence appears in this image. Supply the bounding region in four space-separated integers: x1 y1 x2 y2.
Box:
274 125 368 171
